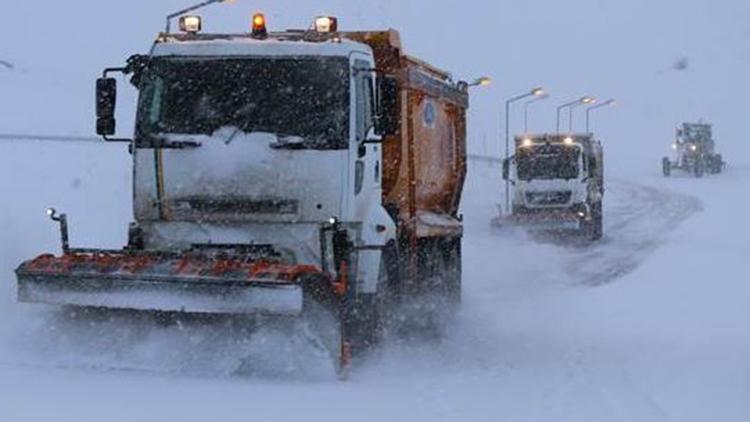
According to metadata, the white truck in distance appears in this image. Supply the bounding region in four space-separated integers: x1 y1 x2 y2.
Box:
502 134 604 240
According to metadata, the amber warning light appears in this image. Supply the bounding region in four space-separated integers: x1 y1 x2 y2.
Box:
252 13 267 38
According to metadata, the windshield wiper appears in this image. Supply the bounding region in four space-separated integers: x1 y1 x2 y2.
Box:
140 134 202 149
269 134 314 150
223 118 312 149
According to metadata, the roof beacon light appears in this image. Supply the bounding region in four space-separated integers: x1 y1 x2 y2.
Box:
563 136 575 145
315 16 339 33
179 15 202 34
252 13 268 38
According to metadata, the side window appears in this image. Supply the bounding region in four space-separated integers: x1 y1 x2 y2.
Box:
355 160 365 195
354 60 374 141
364 75 374 134
149 78 164 125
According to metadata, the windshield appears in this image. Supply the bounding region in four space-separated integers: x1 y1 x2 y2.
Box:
136 57 350 149
516 145 580 181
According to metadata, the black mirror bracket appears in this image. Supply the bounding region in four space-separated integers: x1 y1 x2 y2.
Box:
96 67 133 143
102 67 127 79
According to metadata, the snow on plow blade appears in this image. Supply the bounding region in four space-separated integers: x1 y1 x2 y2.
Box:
14 251 317 315
493 210 582 231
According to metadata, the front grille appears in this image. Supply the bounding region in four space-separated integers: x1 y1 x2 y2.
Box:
525 191 572 206
174 197 299 215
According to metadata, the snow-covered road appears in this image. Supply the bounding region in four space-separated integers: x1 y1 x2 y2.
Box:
1 143 748 421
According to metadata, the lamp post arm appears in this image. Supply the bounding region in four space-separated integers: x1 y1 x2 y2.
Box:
584 100 615 133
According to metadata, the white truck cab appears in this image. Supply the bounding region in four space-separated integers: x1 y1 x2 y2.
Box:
108 29 395 296
503 133 604 239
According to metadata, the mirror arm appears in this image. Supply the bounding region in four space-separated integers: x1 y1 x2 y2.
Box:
102 135 132 143
102 67 127 78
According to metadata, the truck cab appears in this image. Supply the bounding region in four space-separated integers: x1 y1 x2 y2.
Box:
99 21 400 298
503 133 604 239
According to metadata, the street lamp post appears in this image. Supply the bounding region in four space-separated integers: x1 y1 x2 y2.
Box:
504 87 545 214
569 99 595 132
556 96 594 134
585 99 616 133
467 76 492 88
523 93 550 133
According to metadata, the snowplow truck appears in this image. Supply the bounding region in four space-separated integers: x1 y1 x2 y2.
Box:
662 122 724 177
501 134 604 240
14 14 469 375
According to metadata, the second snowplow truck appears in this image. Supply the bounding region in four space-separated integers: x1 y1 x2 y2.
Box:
14 13 469 375
502 133 604 240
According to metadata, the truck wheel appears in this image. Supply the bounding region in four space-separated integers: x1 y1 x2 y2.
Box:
706 155 719 174
662 157 671 177
350 244 399 353
714 154 724 174
425 237 462 335
399 238 461 338
441 237 462 309
590 202 603 241
694 158 705 178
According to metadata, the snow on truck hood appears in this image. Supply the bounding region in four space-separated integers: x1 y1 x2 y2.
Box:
518 178 582 192
134 128 347 224
151 36 372 58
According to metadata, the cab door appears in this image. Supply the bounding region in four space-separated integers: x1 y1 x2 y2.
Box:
348 54 388 294
346 56 382 221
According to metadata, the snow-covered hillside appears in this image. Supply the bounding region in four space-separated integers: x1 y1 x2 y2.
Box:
2 1 750 421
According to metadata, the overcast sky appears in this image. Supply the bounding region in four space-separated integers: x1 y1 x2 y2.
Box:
1 0 748 168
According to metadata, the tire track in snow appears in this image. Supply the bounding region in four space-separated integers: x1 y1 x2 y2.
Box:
565 180 702 287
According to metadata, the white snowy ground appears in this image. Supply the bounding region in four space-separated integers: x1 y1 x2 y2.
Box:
2 1 750 419
0 140 748 422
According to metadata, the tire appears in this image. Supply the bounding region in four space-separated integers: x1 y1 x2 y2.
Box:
662 157 671 177
714 154 724 174
440 237 462 310
426 237 462 334
350 244 399 352
590 202 603 241
395 238 462 338
694 158 705 178
706 155 720 174
580 202 603 241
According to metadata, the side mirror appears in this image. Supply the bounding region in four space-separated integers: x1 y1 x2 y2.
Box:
96 77 117 136
502 158 510 181
375 76 400 137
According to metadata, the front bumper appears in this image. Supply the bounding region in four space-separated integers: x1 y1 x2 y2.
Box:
510 204 588 230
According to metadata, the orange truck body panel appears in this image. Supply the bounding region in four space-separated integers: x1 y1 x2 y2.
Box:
343 30 469 240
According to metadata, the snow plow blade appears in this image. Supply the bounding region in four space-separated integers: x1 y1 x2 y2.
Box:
14 251 322 316
493 208 582 231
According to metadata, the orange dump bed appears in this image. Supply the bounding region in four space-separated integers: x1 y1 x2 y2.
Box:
344 30 469 240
